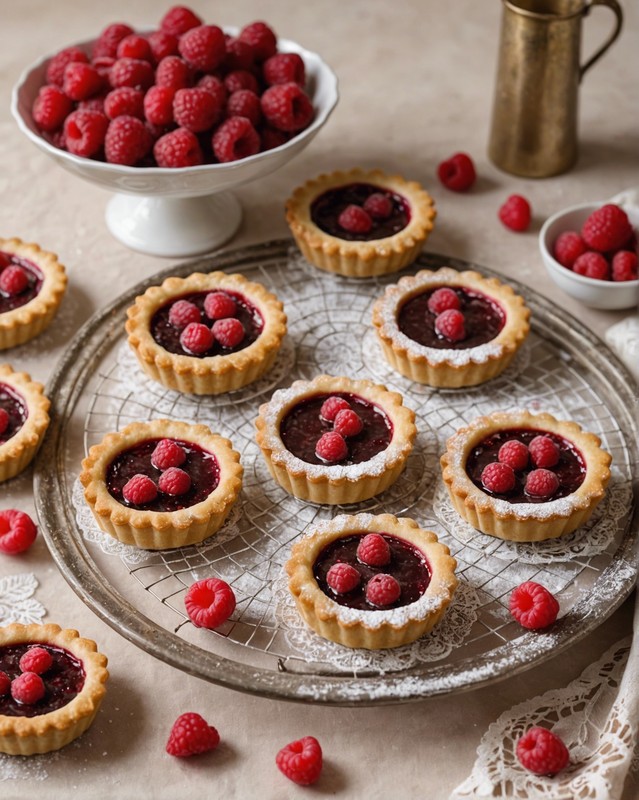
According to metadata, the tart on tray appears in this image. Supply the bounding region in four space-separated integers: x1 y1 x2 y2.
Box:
285 168 436 278
255 374 416 505
371 267 531 387
125 271 287 395
80 419 243 549
440 409 612 542
0 623 108 755
285 513 458 649
0 238 67 350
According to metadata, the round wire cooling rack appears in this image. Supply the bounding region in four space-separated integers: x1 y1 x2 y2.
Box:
34 240 639 706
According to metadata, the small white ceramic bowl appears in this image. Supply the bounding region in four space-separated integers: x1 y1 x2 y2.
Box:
539 201 639 311
11 31 339 257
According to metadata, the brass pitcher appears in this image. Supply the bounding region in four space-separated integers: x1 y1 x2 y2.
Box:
488 0 623 178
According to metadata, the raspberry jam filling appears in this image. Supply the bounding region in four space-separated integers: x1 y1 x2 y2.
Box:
106 438 220 511
280 392 393 466
0 254 43 313
466 428 586 503
310 183 410 241
0 383 28 444
314 533 431 610
398 286 505 349
151 290 263 357
0 643 84 717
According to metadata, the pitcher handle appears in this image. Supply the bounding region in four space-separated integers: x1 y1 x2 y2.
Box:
580 0 623 81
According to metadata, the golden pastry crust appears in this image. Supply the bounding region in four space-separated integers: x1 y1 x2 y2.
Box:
285 513 458 649
80 419 243 549
0 364 50 483
125 271 287 395
0 623 108 755
371 267 531 388
0 238 67 350
440 409 612 542
255 374 416 504
285 168 436 278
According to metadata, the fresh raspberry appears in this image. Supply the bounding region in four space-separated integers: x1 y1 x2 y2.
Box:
224 38 255 71
32 85 73 132
122 474 158 505
212 318 245 348
109 57 154 91
434 308 466 342
581 204 632 252
116 34 153 63
151 438 186 470
326 563 361 594
437 152 476 192
224 70 259 95
320 396 350 422
180 322 214 354
366 573 401 607
168 299 200 328
226 90 262 127
92 56 116 81
517 727 569 776
239 22 277 62
155 55 192 90
179 25 226 72
498 439 529 471
63 62 104 101
19 646 53 675
147 30 179 63
0 265 29 296
173 87 221 133
11 672 45 705
184 577 236 628
46 46 89 87
427 287 460 315
212 116 260 163
104 87 144 120
337 205 372 234
77 95 107 114
158 467 191 496
260 126 290 151
510 581 560 630
105 115 153 165
333 408 363 438
612 250 638 281
356 533 391 567
0 509 38 555
154 127 203 168
499 194 532 232
261 82 314 133
528 435 560 468
552 231 587 269
263 53 306 86
572 251 610 280
276 736 323 786
0 408 9 436
363 192 392 220
166 712 220 757
93 23 135 59
204 291 237 320
143 85 176 126
160 6 203 38
525 468 559 499
315 431 348 463
0 672 10 696
197 74 228 108
481 461 516 494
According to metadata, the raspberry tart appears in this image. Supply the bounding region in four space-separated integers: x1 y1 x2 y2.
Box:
255 375 416 504
285 168 436 278
285 513 458 649
440 409 612 542
0 623 108 755
79 419 243 549
372 267 531 388
0 364 50 483
126 271 287 395
0 238 67 350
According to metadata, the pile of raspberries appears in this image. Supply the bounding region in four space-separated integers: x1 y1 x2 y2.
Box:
31 6 315 168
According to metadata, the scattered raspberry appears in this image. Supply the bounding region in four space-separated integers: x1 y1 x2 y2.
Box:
151 438 187 470
333 408 363 438
498 439 529 471
552 231 587 269
184 577 236 628
224 70 260 95
437 152 476 192
142 85 176 126
46 47 89 87
168 299 200 329
212 318 245 348
525 468 559 499
224 38 255 71
315 431 348 463
320 396 350 422
435 308 466 342
263 52 306 86
499 194 532 232
356 533 391 567
104 87 144 120
362 192 392 220
0 265 29 296
427 287 460 315
581 204 632 252
366 573 401 607
154 127 203 168
572 251 610 280
160 6 203 37
180 322 214 354
173 87 222 133
510 581 560 630
326 562 361 594
116 34 153 63
0 671 10 696
0 509 38 555
63 62 104 101
212 116 260 162
63 109 109 157
19 646 53 675
166 712 220 757
261 82 314 132
93 23 135 59
528 435 560 468
158 467 191 496
260 126 289 151
203 291 237 320
226 90 262 127
276 736 323 786
105 115 153 165
109 57 154 91
517 727 569 776
122 474 158 505
0 408 9 436
32 86 73 132
481 461 516 494
155 55 192 90
147 30 179 63
612 250 638 282
337 205 372 234
178 25 226 72
11 672 45 705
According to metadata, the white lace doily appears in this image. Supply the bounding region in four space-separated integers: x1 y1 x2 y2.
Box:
0 573 45 625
